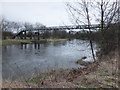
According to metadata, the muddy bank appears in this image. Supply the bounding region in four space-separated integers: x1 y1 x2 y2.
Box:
75 56 93 66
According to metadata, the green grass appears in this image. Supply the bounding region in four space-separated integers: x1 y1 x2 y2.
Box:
79 82 99 88
101 85 112 88
104 78 113 83
40 38 68 42
27 78 40 83
97 70 110 76
0 40 2 45
1 39 32 46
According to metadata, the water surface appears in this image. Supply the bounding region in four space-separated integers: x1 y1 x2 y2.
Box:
2 39 97 80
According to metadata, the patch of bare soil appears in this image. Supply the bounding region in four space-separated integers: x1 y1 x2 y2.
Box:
2 51 119 88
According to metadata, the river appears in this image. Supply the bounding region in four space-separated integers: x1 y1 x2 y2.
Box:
2 39 98 80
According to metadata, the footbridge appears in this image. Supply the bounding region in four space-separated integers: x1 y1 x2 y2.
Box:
13 24 100 39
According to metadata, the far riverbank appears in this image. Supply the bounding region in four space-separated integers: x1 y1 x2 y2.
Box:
0 39 68 46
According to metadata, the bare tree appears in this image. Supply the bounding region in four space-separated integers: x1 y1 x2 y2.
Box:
1 18 8 32
13 22 23 33
66 0 119 60
93 0 118 37
34 22 46 40
93 0 119 54
0 18 13 39
66 1 96 61
24 22 33 30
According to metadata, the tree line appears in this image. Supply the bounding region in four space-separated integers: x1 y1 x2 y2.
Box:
0 18 89 40
0 18 46 39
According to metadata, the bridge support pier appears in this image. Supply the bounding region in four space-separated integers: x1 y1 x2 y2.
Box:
38 30 40 40
20 32 23 39
30 32 32 39
24 31 27 39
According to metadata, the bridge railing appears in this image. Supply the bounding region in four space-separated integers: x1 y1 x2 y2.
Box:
13 24 101 39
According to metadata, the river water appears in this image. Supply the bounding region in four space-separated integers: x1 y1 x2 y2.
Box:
2 39 98 80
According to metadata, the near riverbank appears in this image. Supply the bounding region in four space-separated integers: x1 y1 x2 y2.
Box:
0 39 68 46
2 50 119 88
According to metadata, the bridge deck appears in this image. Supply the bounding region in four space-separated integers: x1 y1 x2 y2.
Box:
13 24 101 39
24 24 100 31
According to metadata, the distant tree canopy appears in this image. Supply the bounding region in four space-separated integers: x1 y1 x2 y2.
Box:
0 18 46 39
1 17 96 40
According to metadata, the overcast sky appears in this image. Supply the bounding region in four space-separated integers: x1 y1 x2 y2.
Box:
0 0 115 27
1 2 72 26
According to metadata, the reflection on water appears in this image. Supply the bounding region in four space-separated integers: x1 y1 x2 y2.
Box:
2 39 98 80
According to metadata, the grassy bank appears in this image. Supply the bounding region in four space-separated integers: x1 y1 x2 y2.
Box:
1 39 32 46
2 51 119 88
0 39 68 46
40 38 68 42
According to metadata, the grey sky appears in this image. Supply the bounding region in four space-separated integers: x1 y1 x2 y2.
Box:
1 2 72 26
1 0 115 26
